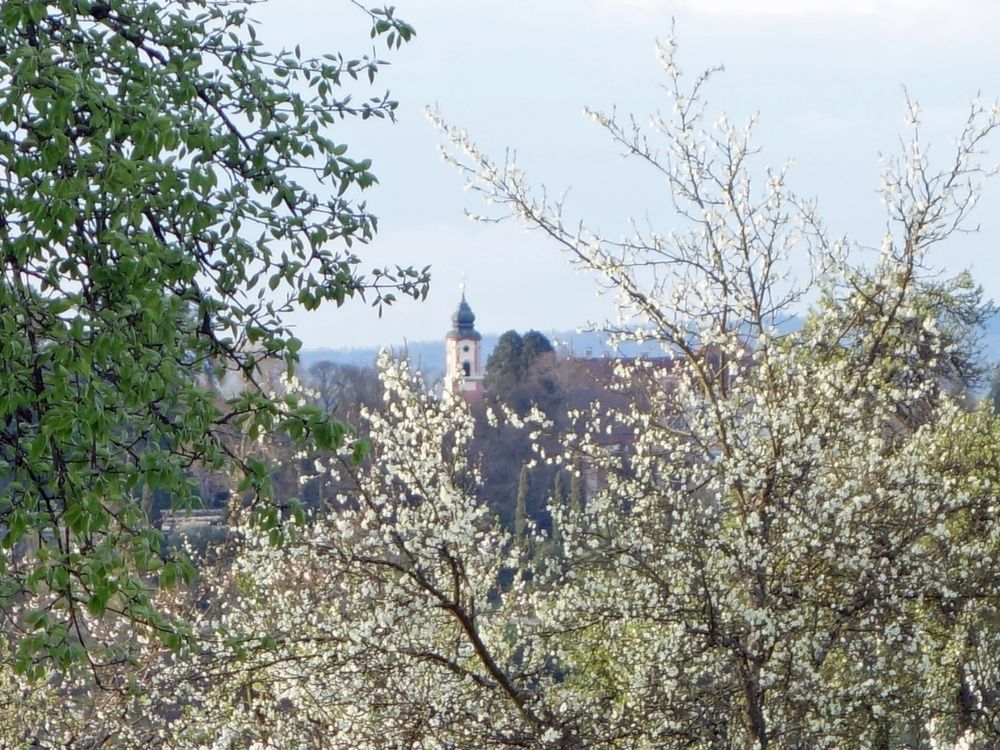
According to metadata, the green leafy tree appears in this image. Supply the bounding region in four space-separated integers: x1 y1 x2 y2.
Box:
0 0 423 669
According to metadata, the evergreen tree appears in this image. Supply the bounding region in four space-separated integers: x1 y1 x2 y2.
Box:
551 470 565 544
514 464 529 541
569 468 584 518
485 330 524 390
521 330 555 364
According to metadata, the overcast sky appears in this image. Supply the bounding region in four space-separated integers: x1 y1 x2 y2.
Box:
251 0 1000 349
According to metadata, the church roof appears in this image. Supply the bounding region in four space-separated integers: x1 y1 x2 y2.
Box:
446 293 482 340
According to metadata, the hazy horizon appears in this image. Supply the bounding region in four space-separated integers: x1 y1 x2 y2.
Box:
247 1 1000 349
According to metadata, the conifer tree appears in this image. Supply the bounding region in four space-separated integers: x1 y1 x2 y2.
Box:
569 467 583 518
550 470 565 544
514 464 529 541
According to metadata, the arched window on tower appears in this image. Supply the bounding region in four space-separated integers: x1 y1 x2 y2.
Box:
462 361 471 376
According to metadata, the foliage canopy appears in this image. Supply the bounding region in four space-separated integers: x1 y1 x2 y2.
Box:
0 0 423 670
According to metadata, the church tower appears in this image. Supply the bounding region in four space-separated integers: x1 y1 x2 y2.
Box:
445 288 484 403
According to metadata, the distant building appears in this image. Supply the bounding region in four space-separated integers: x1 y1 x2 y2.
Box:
445 290 485 403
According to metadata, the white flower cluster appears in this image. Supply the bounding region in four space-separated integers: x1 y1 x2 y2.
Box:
6 35 1000 750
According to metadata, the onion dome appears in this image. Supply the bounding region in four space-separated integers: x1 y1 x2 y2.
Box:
447 293 482 340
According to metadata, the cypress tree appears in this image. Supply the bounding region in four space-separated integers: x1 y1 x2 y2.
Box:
551 471 565 544
569 469 584 518
515 464 529 541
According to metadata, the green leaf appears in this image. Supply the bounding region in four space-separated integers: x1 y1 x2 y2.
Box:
0 0 420 673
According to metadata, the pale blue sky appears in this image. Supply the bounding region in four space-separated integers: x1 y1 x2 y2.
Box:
253 0 1000 348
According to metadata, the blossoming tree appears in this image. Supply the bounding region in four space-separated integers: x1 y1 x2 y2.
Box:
7 33 1000 750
